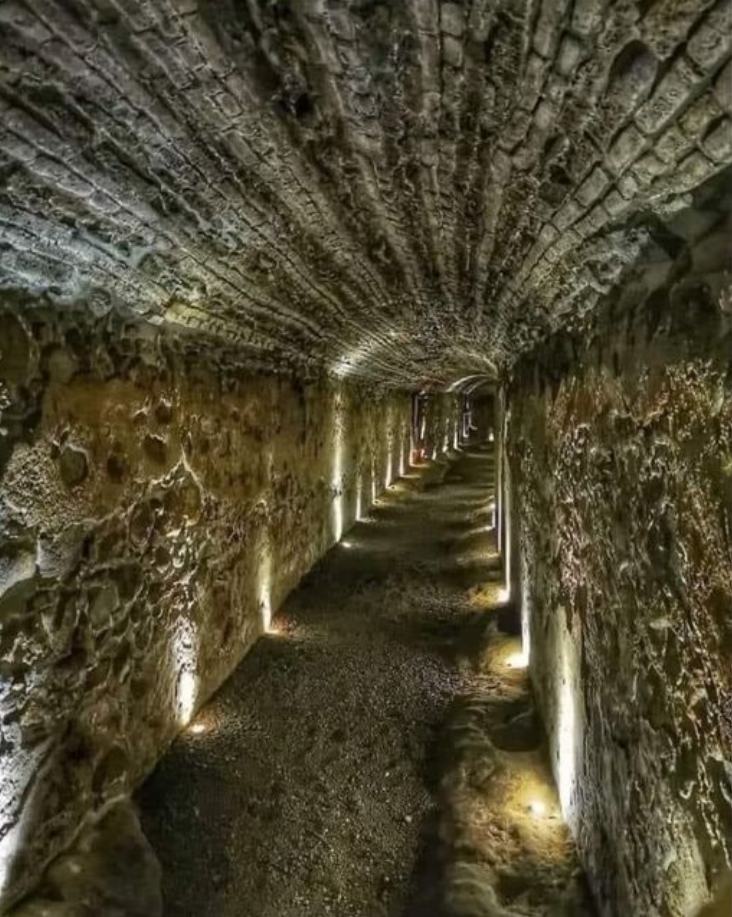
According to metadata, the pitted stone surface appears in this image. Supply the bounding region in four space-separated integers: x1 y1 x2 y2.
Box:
8 802 161 917
507 203 732 917
0 299 461 909
0 0 730 384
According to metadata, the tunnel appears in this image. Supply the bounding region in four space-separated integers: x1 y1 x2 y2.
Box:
0 1 731 915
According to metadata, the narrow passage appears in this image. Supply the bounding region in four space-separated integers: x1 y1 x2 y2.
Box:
138 446 593 917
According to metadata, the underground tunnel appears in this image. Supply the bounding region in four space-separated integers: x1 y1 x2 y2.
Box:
0 1 731 915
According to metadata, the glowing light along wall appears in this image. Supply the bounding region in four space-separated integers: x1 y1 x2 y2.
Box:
0 743 37 902
355 478 363 520
332 395 345 542
553 612 583 827
502 464 512 604
383 402 394 489
172 618 199 727
258 538 273 633
497 387 512 605
520 551 531 665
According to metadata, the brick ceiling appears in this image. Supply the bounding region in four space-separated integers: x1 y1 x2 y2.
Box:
0 0 730 385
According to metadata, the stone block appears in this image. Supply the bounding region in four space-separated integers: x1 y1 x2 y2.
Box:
674 150 718 192
532 0 570 59
573 202 608 239
443 35 464 69
603 189 629 217
533 99 557 132
607 41 659 110
441 3 465 38
543 240 563 264
654 123 692 163
631 151 667 185
557 229 582 260
524 52 548 98
557 34 585 76
539 222 560 248
687 12 731 74
607 123 646 173
635 55 700 136
553 198 583 232
571 0 607 35
617 170 641 200
678 92 724 139
702 117 732 162
576 166 611 207
713 59 732 112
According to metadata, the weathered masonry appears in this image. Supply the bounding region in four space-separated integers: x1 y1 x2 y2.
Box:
0 2 730 916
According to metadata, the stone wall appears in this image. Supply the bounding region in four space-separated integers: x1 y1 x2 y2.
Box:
507 221 732 915
0 301 460 910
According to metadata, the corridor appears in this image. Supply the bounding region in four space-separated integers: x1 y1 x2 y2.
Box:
0 2 730 915
138 446 591 917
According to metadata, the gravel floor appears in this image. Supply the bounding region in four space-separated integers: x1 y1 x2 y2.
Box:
138 445 589 917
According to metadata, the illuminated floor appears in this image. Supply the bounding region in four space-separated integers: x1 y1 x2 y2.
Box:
138 444 592 917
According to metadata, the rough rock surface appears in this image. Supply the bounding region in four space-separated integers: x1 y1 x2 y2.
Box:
410 621 593 917
0 0 730 384
0 301 460 909
8 801 161 917
507 199 732 915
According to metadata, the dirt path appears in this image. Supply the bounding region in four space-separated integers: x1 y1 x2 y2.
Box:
138 445 593 917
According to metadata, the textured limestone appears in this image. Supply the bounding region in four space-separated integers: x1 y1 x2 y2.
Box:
507 203 732 916
0 300 460 909
9 801 161 917
0 0 730 385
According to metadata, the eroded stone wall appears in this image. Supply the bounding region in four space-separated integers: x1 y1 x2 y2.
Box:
0 301 460 909
507 226 732 915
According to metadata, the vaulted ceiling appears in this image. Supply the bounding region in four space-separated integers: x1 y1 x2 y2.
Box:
0 0 730 386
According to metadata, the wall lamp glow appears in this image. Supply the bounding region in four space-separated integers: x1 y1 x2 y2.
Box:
506 651 528 669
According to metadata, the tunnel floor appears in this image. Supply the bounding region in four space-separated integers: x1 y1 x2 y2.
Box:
137 445 594 917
